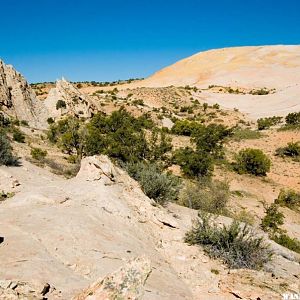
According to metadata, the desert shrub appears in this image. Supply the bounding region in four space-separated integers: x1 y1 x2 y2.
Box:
173 147 213 178
234 148 271 176
125 162 181 205
275 189 300 210
179 106 193 114
0 113 11 128
20 120 29 127
171 120 202 136
249 88 270 95
233 210 255 225
185 213 272 269
48 117 84 157
212 103 220 109
147 129 172 162
261 203 284 234
192 123 232 158
47 117 55 124
31 147 47 161
56 99 67 110
84 109 155 163
285 112 300 125
179 178 230 214
0 190 14 201
232 128 262 141
12 128 25 143
132 99 144 106
257 116 282 130
0 132 18 166
272 234 300 254
275 142 300 157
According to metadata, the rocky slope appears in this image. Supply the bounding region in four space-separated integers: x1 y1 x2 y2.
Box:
0 156 299 299
44 78 97 119
135 45 300 119
0 60 47 128
141 45 300 89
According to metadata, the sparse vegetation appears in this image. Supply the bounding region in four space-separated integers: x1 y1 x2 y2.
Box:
12 128 25 143
232 128 262 141
125 161 181 205
275 141 300 158
56 99 67 110
185 212 272 269
234 148 271 176
275 188 300 210
0 132 19 166
31 147 47 161
0 190 14 201
261 203 284 234
272 234 300 254
285 112 300 126
257 116 282 130
179 178 230 214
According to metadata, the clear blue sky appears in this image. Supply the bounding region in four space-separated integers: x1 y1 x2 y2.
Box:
1 0 299 83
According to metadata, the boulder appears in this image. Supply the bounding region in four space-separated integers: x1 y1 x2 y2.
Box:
76 155 120 184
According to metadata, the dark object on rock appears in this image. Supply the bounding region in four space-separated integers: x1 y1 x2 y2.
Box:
0 237 4 244
41 283 50 296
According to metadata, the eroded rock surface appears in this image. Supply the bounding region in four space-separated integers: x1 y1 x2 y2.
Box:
44 78 96 119
0 156 299 299
0 60 47 127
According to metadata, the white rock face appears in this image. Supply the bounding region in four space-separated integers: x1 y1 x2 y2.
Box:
44 78 96 119
0 156 299 299
0 59 47 128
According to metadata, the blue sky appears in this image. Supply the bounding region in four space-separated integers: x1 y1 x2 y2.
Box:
1 0 299 83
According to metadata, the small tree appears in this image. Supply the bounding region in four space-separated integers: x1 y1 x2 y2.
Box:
56 99 67 111
285 112 300 125
261 203 284 234
234 148 271 176
173 147 213 178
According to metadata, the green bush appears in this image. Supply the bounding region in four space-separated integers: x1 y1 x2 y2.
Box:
185 213 272 269
125 162 181 206
249 88 270 95
257 116 282 130
272 234 300 254
234 148 271 176
56 99 67 110
285 112 300 125
0 113 11 128
275 189 300 210
47 117 55 124
232 128 262 141
12 128 25 143
0 132 18 166
275 142 300 157
171 120 202 136
261 203 284 234
192 123 232 158
31 147 47 161
179 178 230 214
20 120 29 127
173 147 213 178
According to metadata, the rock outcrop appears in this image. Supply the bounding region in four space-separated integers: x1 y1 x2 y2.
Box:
0 156 299 299
44 78 96 119
73 256 151 300
0 59 47 128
